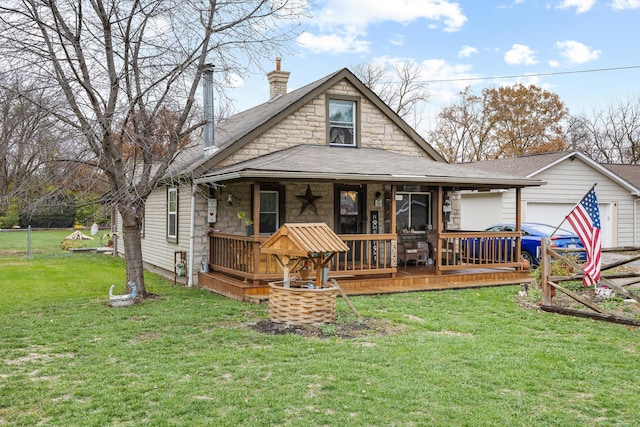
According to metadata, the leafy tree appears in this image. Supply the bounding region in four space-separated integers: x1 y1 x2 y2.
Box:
0 0 305 297
430 84 569 162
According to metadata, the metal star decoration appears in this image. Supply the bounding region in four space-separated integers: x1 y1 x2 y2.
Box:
296 184 322 214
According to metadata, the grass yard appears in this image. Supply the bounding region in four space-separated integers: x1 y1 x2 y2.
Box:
1 231 640 426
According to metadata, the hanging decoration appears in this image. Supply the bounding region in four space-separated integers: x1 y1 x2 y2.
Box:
296 184 322 214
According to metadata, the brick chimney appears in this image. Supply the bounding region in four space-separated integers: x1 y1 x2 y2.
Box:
266 57 290 100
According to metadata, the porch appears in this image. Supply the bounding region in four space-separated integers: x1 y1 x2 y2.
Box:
199 230 532 302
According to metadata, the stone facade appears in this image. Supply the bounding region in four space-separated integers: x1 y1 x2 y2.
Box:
217 80 427 168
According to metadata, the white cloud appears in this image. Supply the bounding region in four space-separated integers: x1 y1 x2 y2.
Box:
300 0 467 55
389 34 405 46
311 0 466 32
556 0 596 13
458 46 478 58
227 73 244 89
554 40 601 64
611 0 640 9
296 31 369 54
504 44 537 65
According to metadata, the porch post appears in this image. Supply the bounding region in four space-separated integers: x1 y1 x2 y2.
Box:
390 185 397 234
252 182 261 284
252 182 260 236
390 185 398 274
515 187 522 267
435 186 443 275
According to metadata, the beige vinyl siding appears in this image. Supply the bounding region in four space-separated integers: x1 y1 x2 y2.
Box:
139 183 208 284
501 158 636 247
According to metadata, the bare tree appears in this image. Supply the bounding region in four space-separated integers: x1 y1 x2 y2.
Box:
0 76 65 224
430 84 568 162
352 60 431 130
0 0 305 297
568 96 640 164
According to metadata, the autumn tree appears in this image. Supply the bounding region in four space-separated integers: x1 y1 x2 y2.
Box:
567 96 640 164
430 84 569 162
352 60 431 130
0 0 305 298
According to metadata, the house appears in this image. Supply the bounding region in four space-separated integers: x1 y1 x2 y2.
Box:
459 151 640 247
126 60 544 301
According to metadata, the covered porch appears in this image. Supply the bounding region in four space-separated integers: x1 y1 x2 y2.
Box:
198 227 533 302
193 145 542 301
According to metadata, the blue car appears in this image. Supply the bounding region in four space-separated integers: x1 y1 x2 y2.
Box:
486 222 586 265
465 222 585 266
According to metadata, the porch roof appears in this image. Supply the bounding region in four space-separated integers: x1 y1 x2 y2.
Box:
194 144 545 189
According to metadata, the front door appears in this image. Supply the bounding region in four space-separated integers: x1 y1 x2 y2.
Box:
336 185 365 264
336 185 364 234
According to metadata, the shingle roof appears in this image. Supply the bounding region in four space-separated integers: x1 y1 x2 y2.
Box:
168 68 445 178
461 151 572 177
194 144 543 189
463 150 640 195
602 163 640 188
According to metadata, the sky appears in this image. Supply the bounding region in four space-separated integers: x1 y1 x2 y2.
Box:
228 0 640 134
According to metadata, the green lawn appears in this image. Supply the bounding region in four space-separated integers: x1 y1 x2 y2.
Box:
1 231 639 426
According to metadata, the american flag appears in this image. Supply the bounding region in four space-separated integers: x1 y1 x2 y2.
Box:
565 188 601 286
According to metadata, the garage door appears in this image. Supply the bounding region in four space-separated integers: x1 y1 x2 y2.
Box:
460 193 503 230
527 202 613 247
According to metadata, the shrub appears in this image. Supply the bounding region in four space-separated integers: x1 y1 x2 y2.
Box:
60 239 85 251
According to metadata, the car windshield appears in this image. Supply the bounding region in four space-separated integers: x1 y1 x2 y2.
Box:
526 223 574 236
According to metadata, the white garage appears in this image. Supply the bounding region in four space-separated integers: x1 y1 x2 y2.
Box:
526 202 614 248
459 192 503 231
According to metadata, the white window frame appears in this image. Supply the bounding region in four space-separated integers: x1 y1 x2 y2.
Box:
167 187 178 242
328 98 357 147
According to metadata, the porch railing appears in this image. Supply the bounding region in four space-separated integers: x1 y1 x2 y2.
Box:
207 230 523 282
436 231 522 271
208 232 397 282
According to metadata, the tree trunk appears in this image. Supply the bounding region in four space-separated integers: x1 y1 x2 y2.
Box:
119 208 147 298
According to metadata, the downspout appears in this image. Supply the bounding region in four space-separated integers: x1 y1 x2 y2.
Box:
187 183 196 288
635 198 639 246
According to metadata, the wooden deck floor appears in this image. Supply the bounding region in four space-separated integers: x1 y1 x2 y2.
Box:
198 266 533 303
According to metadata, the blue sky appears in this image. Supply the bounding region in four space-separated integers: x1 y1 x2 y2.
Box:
228 0 640 133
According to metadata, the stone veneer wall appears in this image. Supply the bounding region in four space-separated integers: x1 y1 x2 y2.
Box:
216 80 430 168
211 182 388 235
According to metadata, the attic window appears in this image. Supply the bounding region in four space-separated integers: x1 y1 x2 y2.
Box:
328 98 356 147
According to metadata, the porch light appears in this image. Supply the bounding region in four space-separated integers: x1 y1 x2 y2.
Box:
227 193 233 205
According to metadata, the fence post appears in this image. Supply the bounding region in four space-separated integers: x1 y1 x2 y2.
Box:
28 225 32 260
541 238 552 305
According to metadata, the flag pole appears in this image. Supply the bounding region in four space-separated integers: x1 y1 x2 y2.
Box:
549 183 598 238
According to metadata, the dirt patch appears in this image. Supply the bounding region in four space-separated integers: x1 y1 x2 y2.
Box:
250 318 399 339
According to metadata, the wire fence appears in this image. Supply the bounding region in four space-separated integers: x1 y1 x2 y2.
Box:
0 227 116 260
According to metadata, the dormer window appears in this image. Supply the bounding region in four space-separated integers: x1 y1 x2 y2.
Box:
328 98 357 147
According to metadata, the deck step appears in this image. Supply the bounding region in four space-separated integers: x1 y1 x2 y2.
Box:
198 269 532 302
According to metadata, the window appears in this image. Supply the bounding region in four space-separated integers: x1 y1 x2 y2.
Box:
167 187 178 242
328 99 356 147
260 191 279 234
396 192 431 232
